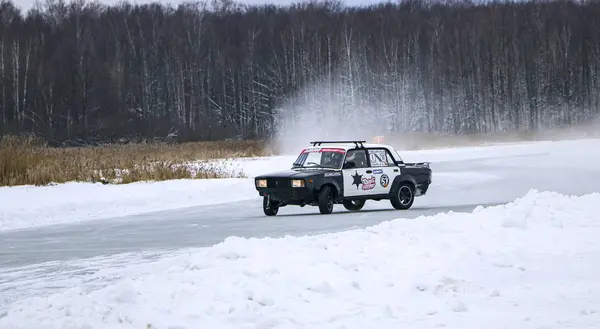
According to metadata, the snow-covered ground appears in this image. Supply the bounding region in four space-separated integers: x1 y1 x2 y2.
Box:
2 189 600 328
1 138 600 232
3 138 600 328
0 178 257 232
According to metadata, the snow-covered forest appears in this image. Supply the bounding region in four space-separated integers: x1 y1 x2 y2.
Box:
0 0 599 144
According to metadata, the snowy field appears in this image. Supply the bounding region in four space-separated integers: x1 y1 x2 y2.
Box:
2 189 600 328
2 138 600 329
2 138 598 232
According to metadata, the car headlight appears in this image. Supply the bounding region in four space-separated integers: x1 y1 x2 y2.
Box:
291 179 305 188
256 179 267 187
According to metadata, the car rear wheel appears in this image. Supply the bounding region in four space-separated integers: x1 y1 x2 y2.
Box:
390 182 415 210
342 199 365 211
318 185 334 214
263 195 279 216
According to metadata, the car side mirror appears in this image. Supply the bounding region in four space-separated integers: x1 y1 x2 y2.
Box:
343 161 355 169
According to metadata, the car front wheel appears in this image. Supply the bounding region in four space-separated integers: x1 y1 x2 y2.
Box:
318 185 334 214
263 195 279 216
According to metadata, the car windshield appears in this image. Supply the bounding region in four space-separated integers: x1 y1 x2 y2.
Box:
292 147 346 169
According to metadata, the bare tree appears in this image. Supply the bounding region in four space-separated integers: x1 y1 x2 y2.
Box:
0 0 599 143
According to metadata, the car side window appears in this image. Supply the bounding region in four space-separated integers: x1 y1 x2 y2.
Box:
385 152 397 165
367 148 395 167
343 149 368 169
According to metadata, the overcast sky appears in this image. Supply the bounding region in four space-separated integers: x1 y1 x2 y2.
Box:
13 0 389 13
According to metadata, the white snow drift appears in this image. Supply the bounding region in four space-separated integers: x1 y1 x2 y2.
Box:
0 178 257 232
2 189 600 329
2 138 600 232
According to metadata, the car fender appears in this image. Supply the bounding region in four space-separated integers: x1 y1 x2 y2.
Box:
390 174 418 192
316 173 344 198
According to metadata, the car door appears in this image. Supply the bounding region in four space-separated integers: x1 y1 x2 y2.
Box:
342 148 378 197
366 147 401 195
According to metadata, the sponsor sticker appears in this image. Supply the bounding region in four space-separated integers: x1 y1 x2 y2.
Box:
361 176 376 190
380 174 389 188
301 147 346 154
320 148 346 153
324 172 341 177
351 170 375 190
351 171 363 189
373 169 383 174
369 149 388 167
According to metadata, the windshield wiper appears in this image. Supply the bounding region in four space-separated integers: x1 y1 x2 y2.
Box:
305 162 323 168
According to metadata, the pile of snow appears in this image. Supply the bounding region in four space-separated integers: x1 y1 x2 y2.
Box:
2 138 600 232
206 140 559 176
0 154 300 232
2 190 600 329
398 140 555 163
0 178 256 232
201 154 296 178
479 138 600 171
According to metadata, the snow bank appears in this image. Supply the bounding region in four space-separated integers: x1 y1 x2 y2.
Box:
0 153 298 232
3 138 599 232
397 140 555 163
0 178 255 232
2 190 600 329
479 138 600 171
203 154 296 178
219 139 599 177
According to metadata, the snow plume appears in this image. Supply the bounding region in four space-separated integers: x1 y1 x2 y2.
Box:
268 80 375 154
267 70 420 154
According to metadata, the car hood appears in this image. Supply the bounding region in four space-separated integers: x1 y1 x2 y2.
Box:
255 168 338 179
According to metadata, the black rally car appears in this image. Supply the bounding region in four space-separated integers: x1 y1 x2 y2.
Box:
254 140 432 215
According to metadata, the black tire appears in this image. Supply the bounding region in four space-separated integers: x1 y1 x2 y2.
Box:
263 195 279 216
390 182 415 210
342 199 365 211
318 185 334 214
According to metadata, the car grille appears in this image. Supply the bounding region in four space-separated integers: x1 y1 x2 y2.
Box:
267 178 290 188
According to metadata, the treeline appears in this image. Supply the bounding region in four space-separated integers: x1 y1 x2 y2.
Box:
0 0 599 144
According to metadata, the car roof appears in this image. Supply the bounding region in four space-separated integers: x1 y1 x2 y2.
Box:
303 142 398 152
301 142 404 161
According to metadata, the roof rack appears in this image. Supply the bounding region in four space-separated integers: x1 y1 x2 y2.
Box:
310 140 366 148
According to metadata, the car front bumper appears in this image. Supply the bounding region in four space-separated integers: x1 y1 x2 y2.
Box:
256 187 314 204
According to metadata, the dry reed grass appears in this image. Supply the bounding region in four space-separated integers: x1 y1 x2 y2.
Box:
0 135 271 187
3 123 597 187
